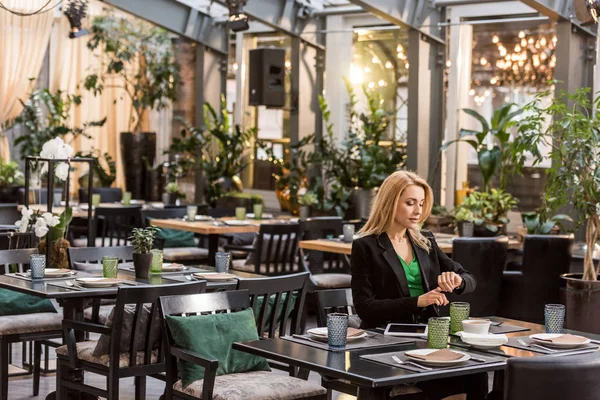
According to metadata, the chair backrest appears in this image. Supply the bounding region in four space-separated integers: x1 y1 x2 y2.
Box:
79 187 123 203
0 203 21 225
0 231 36 250
237 272 308 338
141 208 187 227
251 223 301 276
104 282 206 371
0 248 39 274
446 236 508 317
207 207 236 218
315 288 357 327
299 217 348 274
94 206 142 246
18 188 63 205
68 246 134 271
504 351 600 400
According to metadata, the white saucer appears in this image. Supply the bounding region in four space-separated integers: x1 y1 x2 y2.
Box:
306 327 368 342
530 333 591 349
457 331 508 349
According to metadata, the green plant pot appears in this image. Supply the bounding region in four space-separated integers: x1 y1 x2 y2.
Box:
133 252 153 279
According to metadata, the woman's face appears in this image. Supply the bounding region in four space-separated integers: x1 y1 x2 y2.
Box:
394 185 425 230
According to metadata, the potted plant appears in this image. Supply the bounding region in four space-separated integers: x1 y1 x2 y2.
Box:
0 161 25 202
130 226 159 278
85 14 180 199
517 87 600 333
453 208 475 237
75 150 116 189
298 191 318 219
163 182 184 206
520 210 573 237
458 189 518 236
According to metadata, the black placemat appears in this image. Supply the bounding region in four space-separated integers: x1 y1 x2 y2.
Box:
120 265 195 275
489 323 530 334
360 349 505 373
7 271 79 282
46 280 141 291
502 336 600 355
282 333 413 352
163 274 239 284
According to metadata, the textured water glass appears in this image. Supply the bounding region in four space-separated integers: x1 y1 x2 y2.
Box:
253 203 263 220
427 317 450 349
450 302 470 334
235 207 246 221
102 256 119 279
91 193 101 206
215 252 231 273
327 313 349 349
186 205 198 221
29 254 46 280
545 304 565 333
342 224 355 243
150 250 164 274
122 191 132 205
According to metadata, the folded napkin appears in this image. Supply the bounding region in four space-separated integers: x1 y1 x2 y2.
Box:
347 327 366 337
309 327 365 338
408 349 463 361
536 334 588 344
459 331 507 343
169 263 184 268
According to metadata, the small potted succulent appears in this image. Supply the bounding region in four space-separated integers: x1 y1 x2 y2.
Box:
130 226 159 278
298 191 318 219
163 181 183 206
454 208 475 237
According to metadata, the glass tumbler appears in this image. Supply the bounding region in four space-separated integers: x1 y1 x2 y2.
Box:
327 313 349 349
342 224 355 243
186 205 198 221
91 193 101 206
253 203 263 220
29 254 46 280
122 191 132 205
544 304 565 333
150 250 164 274
215 252 231 273
450 302 470 334
427 317 450 349
102 256 119 279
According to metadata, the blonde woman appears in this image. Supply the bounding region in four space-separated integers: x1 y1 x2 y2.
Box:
351 170 486 399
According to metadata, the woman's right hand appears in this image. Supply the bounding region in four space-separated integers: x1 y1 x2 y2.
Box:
417 287 449 307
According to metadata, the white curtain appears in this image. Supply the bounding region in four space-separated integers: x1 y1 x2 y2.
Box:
0 0 56 161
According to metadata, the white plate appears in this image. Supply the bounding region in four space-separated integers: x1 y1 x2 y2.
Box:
530 333 591 349
246 213 274 220
43 268 76 277
150 202 164 208
457 332 507 349
74 277 121 288
306 327 368 342
223 220 251 226
192 272 237 282
161 263 186 271
184 215 212 222
404 349 470 366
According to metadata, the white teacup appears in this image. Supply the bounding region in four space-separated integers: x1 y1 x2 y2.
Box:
462 319 491 335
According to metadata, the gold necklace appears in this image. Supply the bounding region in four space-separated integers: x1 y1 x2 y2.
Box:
390 236 407 243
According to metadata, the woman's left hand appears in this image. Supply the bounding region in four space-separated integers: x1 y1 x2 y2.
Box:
437 272 463 292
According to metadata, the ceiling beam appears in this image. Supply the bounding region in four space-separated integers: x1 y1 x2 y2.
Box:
99 0 229 55
346 0 445 44
212 0 325 49
519 0 597 36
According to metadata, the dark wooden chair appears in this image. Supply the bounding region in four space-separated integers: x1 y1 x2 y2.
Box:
56 281 206 400
0 204 21 226
73 206 143 247
231 223 301 276
315 288 361 328
158 290 327 400
299 217 351 291
0 231 36 250
0 248 62 398
79 187 123 203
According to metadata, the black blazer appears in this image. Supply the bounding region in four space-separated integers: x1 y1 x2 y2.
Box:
351 230 476 328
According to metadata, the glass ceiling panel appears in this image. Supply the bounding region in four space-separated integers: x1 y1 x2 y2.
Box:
176 0 229 18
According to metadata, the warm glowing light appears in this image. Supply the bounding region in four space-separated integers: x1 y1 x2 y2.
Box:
499 46 507 56
446 60 452 67
285 60 291 69
518 30 526 38
367 82 375 89
521 38 527 47
492 35 499 43
404 62 409 69
378 79 386 87
232 62 238 71
349 64 364 84
514 44 521 52
480 57 488 66
371 56 379 64
469 89 475 96
540 37 547 46
385 61 393 69
364 67 371 73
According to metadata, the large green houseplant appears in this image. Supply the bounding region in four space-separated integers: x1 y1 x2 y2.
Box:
455 189 518 236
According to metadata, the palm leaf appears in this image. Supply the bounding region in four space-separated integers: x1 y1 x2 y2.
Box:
463 108 490 135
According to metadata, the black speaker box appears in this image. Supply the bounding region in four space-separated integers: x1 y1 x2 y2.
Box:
248 48 286 107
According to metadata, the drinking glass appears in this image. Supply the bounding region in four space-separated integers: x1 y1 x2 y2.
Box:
327 313 349 349
186 205 198 221
253 203 263 220
102 256 119 279
235 207 246 221
427 317 450 349
122 191 132 206
544 304 565 333
150 250 163 274
342 224 355 243
450 302 470 334
29 254 46 280
215 252 231 273
91 193 101 207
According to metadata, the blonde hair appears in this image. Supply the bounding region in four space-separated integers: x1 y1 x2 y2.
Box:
359 170 434 252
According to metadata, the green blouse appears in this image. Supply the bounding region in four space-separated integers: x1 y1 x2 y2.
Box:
398 252 425 297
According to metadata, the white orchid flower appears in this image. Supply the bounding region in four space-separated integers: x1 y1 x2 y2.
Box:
55 163 70 181
34 218 49 238
42 212 60 227
15 216 29 233
40 138 74 178
21 206 33 219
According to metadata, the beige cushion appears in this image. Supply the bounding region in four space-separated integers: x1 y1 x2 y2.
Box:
173 370 326 400
231 259 300 275
311 273 351 289
163 247 209 261
83 305 114 325
0 312 62 336
56 340 160 368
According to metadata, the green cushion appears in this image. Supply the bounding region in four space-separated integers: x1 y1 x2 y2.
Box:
253 292 298 330
0 289 57 316
156 228 196 248
165 308 270 387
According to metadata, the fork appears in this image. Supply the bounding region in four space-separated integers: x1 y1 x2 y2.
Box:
391 356 433 371
64 280 85 291
517 339 557 353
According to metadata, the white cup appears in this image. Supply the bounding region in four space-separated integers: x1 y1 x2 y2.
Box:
462 319 491 335
186 205 198 221
342 224 355 242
